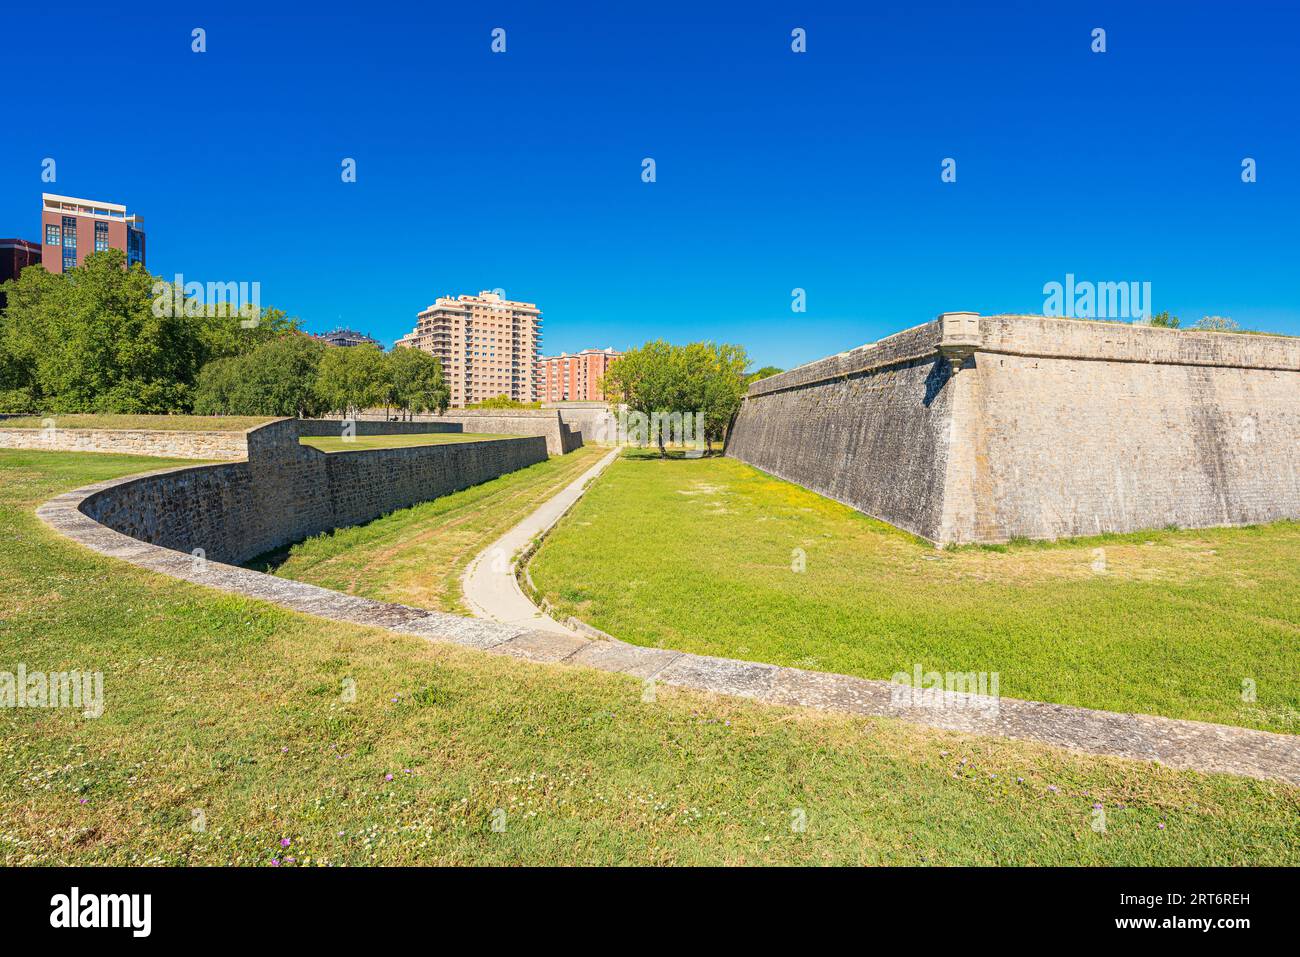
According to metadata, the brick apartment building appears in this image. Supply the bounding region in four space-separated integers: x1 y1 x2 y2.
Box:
40 193 145 273
535 348 621 403
395 291 542 407
0 238 42 309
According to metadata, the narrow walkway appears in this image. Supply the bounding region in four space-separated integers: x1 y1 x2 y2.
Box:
461 447 619 634
37 467 1300 786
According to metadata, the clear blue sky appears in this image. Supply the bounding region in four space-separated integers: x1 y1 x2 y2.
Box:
3 0 1297 369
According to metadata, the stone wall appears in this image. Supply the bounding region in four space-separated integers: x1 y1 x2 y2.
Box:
727 314 1300 544
545 403 620 445
0 426 248 460
79 418 548 564
295 419 462 438
423 409 581 455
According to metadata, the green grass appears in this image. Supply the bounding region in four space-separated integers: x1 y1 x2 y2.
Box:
2 448 1298 865
0 414 274 431
300 433 508 453
530 451 1300 733
271 445 609 612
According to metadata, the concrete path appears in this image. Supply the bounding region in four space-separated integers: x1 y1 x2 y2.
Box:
36 467 1300 786
461 447 620 634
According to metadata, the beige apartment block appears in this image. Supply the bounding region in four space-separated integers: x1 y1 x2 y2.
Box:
395 291 542 407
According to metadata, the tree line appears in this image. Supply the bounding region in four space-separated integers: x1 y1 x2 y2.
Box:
0 249 447 418
602 340 779 455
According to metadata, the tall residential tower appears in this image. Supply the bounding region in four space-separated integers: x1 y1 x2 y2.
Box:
395 291 542 407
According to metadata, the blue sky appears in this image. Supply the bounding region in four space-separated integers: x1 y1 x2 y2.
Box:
3 0 1297 369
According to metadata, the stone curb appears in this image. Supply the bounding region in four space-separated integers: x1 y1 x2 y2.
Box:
35 471 1300 786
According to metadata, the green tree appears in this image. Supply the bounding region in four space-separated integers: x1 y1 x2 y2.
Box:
466 394 540 410
747 365 784 383
1193 315 1240 332
1 250 199 412
0 252 303 413
386 346 450 418
194 334 328 417
314 344 385 417
1147 312 1180 328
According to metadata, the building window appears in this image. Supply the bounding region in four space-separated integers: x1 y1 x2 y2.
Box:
127 228 144 266
45 224 61 246
95 221 110 252
62 217 77 248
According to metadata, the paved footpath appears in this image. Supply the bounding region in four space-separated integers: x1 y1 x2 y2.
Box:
462 447 619 634
38 461 1300 786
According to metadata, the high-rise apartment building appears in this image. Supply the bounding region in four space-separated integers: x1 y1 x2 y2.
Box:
40 193 145 274
395 291 542 407
535 348 621 403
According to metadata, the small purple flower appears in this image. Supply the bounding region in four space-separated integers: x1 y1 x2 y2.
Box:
280 838 291 847
1092 802 1103 810
79 798 88 804
1047 785 1058 793
1158 822 1166 830
1016 777 1024 784
403 768 412 774
385 773 394 782
281 746 288 753
271 859 281 866
286 856 296 863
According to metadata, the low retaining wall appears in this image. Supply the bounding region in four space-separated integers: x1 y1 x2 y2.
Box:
78 418 548 564
727 314 1300 544
0 426 248 460
424 410 581 455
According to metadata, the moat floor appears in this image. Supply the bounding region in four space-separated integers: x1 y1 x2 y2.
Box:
530 450 1300 734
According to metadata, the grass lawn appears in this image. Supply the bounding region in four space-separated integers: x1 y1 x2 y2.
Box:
271 445 609 612
0 414 274 432
300 432 507 453
530 451 1300 734
2 449 1298 865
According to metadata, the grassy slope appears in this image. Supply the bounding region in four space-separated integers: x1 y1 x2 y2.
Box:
530 452 1300 733
300 433 507 453
272 445 609 612
0 414 274 431
2 449 1297 865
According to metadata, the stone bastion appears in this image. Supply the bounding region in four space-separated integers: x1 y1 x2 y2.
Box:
76 418 550 565
726 313 1300 545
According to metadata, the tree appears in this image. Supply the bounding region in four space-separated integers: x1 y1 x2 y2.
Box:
747 365 784 384
1193 315 1239 332
604 339 750 456
386 346 450 418
314 343 385 417
0 251 303 413
1147 312 1179 329
603 340 681 456
465 394 537 410
0 250 199 413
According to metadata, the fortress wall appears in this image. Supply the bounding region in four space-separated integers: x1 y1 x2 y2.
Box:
295 419 462 437
726 320 955 541
728 314 1300 544
423 409 581 455
946 320 1300 542
81 419 547 564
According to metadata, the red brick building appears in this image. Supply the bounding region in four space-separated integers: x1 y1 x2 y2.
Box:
0 238 42 309
535 348 621 403
40 193 145 274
